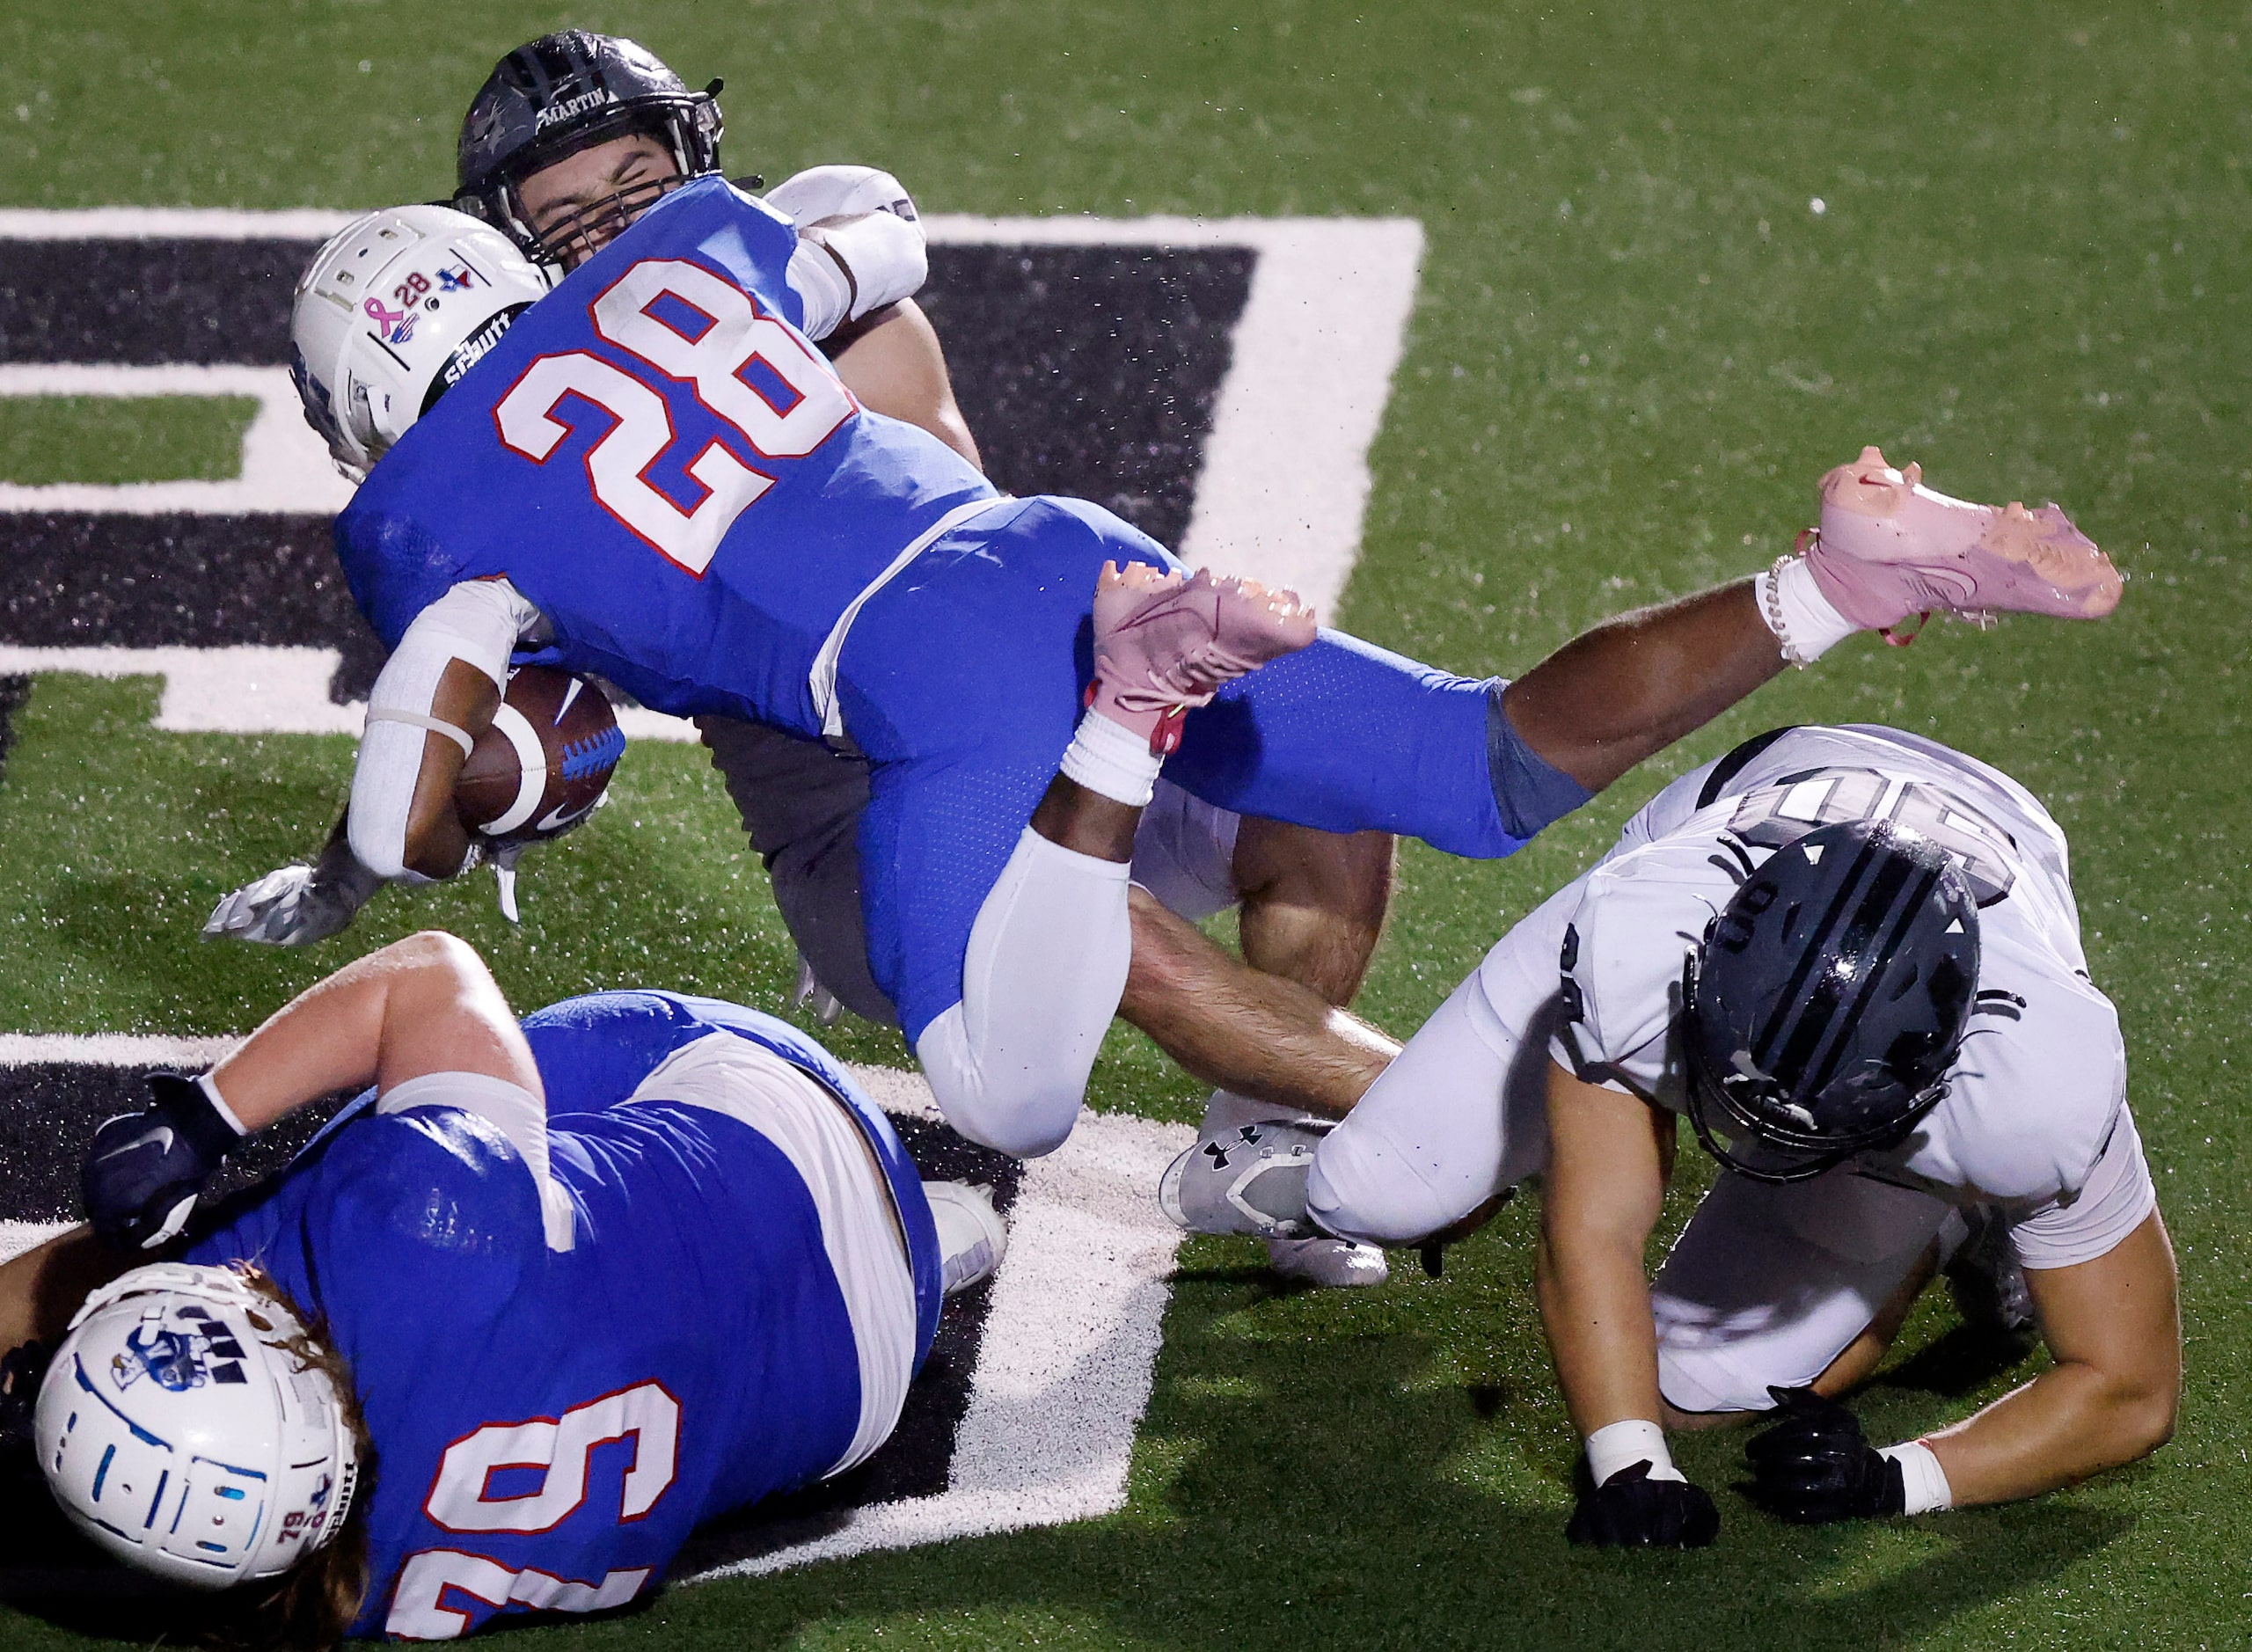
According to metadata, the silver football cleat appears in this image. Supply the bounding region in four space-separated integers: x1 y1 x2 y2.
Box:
1158 1116 1332 1239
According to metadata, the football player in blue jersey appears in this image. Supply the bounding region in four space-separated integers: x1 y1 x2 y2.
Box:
4 930 1005 1644
234 28 1418 1291
219 56 2124 1170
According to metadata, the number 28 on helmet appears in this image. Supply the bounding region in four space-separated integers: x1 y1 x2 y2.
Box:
1682 817 1980 1183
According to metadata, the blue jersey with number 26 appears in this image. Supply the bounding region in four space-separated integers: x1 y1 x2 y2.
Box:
185 990 940 1640
333 176 996 736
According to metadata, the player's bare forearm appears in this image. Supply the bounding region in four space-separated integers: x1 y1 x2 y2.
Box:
1121 888 1398 1116
1923 1211 2180 1504
1500 580 1785 793
831 299 983 471
400 658 501 879
207 932 542 1132
1537 1063 1675 1434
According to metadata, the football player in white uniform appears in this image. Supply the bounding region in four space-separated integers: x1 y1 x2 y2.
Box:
1163 725 2179 1542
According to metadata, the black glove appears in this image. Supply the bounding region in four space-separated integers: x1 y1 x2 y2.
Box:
1743 1385 1905 1524
83 1073 243 1251
1565 1458 1721 1548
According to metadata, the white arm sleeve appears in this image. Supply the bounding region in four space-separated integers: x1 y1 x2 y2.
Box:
347 578 541 881
377 1071 576 1253
786 211 929 340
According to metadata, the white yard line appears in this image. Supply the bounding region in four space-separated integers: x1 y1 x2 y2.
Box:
0 363 356 515
0 1032 241 1067
685 1105 1190 1582
0 208 362 239
0 209 1421 618
0 642 703 742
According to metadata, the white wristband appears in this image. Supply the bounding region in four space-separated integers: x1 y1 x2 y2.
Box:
1584 1418 1685 1486
1880 1440 1954 1514
1058 708 1164 806
195 1071 248 1137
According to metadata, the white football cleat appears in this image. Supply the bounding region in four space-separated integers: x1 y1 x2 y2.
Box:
1266 1236 1390 1289
924 1181 1007 1296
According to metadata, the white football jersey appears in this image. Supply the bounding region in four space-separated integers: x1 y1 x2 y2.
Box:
1539 726 2153 1268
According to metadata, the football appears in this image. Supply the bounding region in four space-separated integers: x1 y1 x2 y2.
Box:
454 666 625 848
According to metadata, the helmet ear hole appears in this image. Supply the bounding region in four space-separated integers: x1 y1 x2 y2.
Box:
1888 961 1921 1001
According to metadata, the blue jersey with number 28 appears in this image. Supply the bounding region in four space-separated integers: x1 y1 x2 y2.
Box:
333 176 997 735
185 990 940 1640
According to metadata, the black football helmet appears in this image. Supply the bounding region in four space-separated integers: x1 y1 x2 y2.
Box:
455 31 725 268
1682 818 1979 1183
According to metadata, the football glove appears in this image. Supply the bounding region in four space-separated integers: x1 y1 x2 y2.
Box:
203 837 385 946
1743 1385 1906 1524
1565 1458 1720 1548
83 1074 245 1251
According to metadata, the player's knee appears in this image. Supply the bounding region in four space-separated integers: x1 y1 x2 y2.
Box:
914 1007 1080 1159
1306 1120 1485 1246
929 1073 1078 1159
387 929 501 999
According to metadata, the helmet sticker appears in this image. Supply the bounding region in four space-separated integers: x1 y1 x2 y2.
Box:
111 1307 249 1392
363 296 419 347
1725 768 2017 904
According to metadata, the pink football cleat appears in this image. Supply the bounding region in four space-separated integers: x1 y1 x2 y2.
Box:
1802 445 2124 634
1087 562 1317 754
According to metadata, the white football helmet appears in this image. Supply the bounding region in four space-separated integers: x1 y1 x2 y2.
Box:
35 1263 362 1591
290 203 549 479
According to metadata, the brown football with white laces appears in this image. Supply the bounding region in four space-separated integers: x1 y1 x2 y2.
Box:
455 667 624 848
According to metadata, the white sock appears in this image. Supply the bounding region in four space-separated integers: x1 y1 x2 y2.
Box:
1059 709 1165 806
1584 1417 1685 1485
1758 556 1860 665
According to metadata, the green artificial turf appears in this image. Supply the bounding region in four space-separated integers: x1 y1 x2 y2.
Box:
5 0 2252 1645
0 397 257 485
